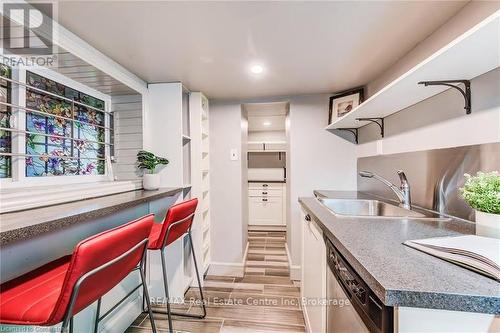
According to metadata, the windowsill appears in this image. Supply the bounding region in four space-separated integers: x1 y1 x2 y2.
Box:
0 180 142 213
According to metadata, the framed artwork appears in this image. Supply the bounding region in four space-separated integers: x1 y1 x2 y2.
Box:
328 87 364 125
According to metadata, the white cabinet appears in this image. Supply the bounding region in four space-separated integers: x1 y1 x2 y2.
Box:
248 182 286 226
249 196 283 225
301 208 327 333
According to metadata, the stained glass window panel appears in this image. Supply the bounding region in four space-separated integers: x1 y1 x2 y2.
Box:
25 72 106 177
0 64 11 178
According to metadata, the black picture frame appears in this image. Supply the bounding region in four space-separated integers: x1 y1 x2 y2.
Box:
328 87 365 125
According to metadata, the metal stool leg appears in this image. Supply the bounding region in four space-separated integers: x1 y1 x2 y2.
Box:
93 298 102 333
141 252 148 312
186 230 207 318
140 262 157 333
154 231 207 319
61 315 72 333
160 249 174 333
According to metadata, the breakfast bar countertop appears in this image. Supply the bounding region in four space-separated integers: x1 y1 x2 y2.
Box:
0 187 182 245
299 190 500 315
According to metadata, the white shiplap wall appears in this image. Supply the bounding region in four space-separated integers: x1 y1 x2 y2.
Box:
112 94 143 182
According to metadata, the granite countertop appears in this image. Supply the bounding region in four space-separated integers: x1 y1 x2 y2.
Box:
0 187 182 245
299 190 500 315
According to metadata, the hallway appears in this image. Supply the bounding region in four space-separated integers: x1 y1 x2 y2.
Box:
127 231 306 333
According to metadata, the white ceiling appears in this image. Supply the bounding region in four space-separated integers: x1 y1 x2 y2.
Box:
52 1 467 100
245 102 288 131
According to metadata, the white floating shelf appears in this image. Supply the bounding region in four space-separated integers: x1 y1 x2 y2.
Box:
325 12 500 131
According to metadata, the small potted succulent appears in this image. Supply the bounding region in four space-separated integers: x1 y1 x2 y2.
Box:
137 150 169 190
460 171 500 238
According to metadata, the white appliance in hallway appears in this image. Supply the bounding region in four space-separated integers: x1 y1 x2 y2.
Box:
245 103 288 227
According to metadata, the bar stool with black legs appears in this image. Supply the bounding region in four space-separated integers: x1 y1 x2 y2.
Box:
147 198 206 333
0 214 158 333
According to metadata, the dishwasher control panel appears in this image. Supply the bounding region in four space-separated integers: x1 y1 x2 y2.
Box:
326 237 393 333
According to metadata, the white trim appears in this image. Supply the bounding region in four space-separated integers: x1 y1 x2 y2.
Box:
27 67 112 104
286 242 301 281
0 66 115 187
302 301 312 333
207 261 245 277
242 241 249 265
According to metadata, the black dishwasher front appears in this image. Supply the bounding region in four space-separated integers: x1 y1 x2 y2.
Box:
326 237 393 333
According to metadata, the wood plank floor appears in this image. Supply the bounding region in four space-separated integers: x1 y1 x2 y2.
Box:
127 231 305 333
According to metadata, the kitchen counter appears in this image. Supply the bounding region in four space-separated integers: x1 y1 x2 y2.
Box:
0 187 182 245
299 191 500 315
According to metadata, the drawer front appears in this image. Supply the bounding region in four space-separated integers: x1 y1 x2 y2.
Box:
248 189 282 197
249 197 283 225
248 182 283 190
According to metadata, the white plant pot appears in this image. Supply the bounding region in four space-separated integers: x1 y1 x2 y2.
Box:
475 210 500 239
143 173 160 191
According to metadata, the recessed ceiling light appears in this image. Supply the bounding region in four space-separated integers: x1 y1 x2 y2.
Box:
250 64 264 74
263 121 271 126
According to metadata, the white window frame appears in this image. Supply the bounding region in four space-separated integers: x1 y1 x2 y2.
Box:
0 65 113 189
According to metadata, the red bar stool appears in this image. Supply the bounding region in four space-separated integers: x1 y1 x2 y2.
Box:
147 198 206 333
0 215 158 333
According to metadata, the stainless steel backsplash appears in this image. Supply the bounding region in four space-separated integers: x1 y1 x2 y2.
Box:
357 143 500 221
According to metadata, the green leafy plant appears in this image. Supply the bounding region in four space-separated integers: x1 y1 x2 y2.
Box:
137 150 169 174
460 171 500 214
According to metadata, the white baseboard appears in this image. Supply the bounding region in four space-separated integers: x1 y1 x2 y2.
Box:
285 242 301 281
243 241 249 265
302 303 312 333
208 261 244 277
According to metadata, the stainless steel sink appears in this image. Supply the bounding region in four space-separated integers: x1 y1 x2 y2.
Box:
317 198 443 219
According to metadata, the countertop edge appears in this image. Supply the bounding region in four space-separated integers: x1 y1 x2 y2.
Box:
0 187 183 245
298 195 500 315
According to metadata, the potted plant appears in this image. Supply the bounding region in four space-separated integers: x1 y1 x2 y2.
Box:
460 171 500 238
137 150 169 190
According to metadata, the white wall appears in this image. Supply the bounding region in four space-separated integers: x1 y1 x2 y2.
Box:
209 101 247 274
288 94 357 277
357 3 500 157
366 1 500 97
248 130 286 142
209 95 358 278
112 94 143 181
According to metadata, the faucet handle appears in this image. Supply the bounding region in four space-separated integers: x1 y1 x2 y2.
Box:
397 170 409 185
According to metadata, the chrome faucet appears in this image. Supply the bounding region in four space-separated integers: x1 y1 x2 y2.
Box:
359 170 412 209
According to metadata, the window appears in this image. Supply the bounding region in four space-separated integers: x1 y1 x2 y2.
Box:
0 68 110 180
0 65 11 178
25 72 106 176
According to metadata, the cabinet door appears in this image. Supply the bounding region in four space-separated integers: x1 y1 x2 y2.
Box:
249 197 283 225
301 209 327 333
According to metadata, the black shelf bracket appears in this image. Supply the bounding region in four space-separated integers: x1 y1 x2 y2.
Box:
356 117 384 138
336 128 358 144
418 80 471 114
